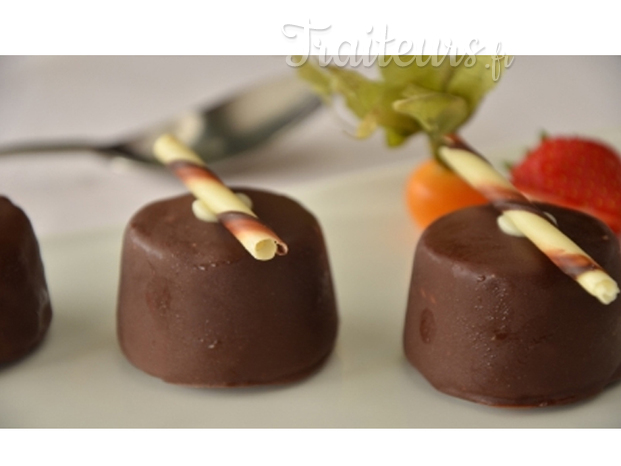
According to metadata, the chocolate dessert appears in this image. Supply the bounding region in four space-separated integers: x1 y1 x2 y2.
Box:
403 203 621 407
117 189 338 387
0 196 52 364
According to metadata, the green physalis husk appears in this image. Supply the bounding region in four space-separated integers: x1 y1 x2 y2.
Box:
295 55 507 158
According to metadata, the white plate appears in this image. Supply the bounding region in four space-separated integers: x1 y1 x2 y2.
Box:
2 160 621 428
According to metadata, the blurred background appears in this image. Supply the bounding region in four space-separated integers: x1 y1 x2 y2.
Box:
1 56 620 237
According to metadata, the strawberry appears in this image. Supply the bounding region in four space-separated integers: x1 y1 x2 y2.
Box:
510 136 621 233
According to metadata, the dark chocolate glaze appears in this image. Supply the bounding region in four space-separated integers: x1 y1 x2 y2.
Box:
0 197 52 364
404 203 621 407
117 190 338 387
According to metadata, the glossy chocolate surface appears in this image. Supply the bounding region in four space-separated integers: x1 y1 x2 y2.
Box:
0 197 52 364
117 190 338 387
404 203 621 407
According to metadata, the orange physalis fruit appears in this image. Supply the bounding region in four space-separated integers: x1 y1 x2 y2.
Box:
406 158 488 229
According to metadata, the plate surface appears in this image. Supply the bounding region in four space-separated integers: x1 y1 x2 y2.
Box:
2 160 621 428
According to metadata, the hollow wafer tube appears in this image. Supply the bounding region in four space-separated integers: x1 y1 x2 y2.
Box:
192 194 253 223
153 134 288 261
439 134 619 305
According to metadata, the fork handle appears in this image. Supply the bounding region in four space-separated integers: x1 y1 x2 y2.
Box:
0 141 154 164
0 141 104 156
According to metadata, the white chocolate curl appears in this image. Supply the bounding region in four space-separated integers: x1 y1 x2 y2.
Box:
153 134 288 261
192 194 253 223
498 211 557 237
439 143 620 305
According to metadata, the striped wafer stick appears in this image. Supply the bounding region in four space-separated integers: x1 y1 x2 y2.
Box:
153 134 288 261
439 134 619 305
